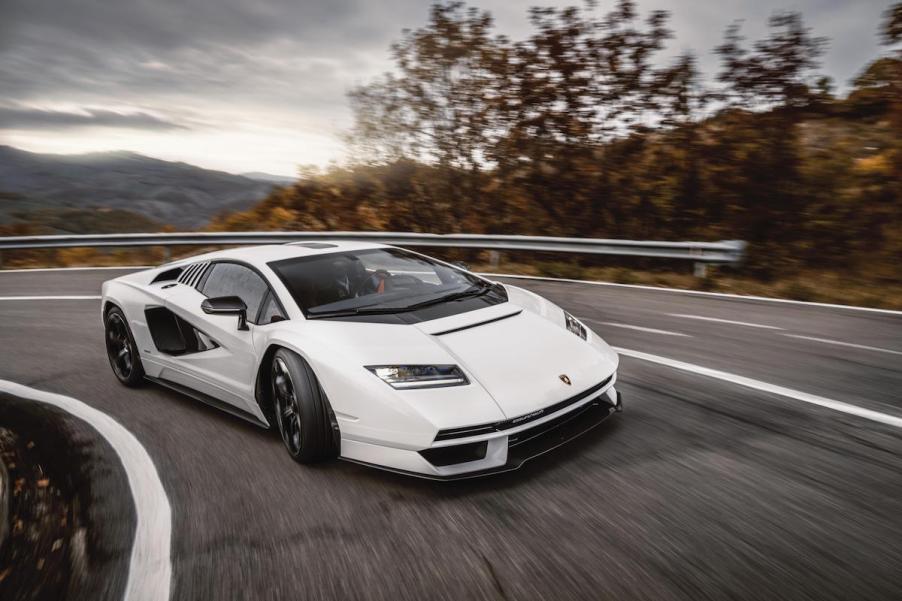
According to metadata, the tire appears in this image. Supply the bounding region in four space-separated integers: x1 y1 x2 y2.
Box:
271 349 339 463
104 306 145 387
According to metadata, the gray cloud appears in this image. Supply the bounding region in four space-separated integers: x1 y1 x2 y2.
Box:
0 0 417 128
0 106 187 130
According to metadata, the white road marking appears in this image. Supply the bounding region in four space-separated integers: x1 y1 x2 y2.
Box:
782 334 902 357
6 267 897 315
0 380 172 601
0 266 150 274
0 295 101 301
667 313 784 330
614 347 902 429
581 318 690 337
484 273 902 316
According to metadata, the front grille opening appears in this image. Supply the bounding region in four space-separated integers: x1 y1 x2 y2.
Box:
434 372 615 442
434 424 497 442
420 441 488 467
508 400 600 447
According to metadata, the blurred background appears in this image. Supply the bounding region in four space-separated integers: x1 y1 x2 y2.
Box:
1 0 899 308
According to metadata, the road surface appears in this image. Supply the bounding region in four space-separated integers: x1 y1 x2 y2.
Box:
1 267 900 600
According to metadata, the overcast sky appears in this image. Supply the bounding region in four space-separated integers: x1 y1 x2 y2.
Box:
0 0 892 176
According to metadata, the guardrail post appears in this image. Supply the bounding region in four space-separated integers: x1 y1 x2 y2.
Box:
488 250 500 269
162 246 171 262
693 262 707 278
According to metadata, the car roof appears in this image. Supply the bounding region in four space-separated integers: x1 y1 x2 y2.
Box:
167 240 388 270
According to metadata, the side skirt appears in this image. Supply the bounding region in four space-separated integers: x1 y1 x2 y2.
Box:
145 375 271 429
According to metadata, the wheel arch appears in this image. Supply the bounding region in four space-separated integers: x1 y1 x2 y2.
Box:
254 342 283 425
102 299 120 315
254 339 323 426
101 298 125 327
100 279 139 324
254 340 341 449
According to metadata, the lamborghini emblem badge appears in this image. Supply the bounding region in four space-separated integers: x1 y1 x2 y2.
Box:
559 374 572 386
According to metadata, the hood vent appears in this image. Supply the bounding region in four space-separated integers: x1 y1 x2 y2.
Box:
433 309 522 336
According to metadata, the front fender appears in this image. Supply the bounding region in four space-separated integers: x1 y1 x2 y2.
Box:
255 328 449 450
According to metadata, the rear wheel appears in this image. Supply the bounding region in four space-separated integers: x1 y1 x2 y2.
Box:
104 306 144 387
271 349 339 463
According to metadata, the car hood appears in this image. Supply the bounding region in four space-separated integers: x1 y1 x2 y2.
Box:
289 287 617 424
416 307 615 419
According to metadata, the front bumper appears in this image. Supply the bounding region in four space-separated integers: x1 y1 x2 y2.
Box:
340 384 622 480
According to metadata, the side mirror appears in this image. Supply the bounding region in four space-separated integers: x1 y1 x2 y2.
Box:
201 296 249 330
452 261 470 271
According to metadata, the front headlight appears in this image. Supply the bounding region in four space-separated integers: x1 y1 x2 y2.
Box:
564 311 587 340
365 365 469 389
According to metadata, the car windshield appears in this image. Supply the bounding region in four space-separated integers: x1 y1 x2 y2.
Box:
268 247 487 317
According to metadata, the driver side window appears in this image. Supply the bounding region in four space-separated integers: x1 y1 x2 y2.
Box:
201 263 269 325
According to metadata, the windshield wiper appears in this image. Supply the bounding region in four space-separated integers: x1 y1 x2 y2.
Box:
308 281 495 318
401 281 493 310
307 306 402 319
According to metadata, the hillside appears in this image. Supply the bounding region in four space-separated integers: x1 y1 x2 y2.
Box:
0 146 275 230
240 172 297 185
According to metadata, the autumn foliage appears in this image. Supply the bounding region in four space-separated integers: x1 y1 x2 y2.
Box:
214 1 901 282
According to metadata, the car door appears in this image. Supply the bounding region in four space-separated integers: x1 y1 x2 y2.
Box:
163 261 275 418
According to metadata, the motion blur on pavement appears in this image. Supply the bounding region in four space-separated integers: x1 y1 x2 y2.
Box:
1 1 900 600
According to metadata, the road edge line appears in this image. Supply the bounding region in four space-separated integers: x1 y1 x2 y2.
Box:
0 296 102 301
0 266 152 274
2 266 898 316
485 273 902 316
613 347 902 429
0 380 172 601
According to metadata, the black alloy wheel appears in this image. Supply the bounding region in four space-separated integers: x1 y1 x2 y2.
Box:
270 349 339 463
105 307 145 386
273 356 303 457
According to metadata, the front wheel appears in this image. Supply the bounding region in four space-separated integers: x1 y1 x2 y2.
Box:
271 349 339 463
105 306 145 387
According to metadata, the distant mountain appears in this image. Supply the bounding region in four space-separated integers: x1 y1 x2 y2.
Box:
0 145 276 230
240 171 296 185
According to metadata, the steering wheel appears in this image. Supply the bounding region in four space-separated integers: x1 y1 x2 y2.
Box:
356 269 391 295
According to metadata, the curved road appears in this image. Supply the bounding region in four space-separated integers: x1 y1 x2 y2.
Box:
2 268 901 600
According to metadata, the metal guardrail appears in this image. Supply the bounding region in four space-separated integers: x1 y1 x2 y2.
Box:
0 231 745 273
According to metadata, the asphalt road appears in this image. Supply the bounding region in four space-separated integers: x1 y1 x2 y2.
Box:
1 268 901 600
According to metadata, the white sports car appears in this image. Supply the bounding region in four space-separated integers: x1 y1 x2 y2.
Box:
102 242 621 479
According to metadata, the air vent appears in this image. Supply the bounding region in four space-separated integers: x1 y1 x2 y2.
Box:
433 310 522 336
177 261 211 289
151 266 184 284
290 242 338 249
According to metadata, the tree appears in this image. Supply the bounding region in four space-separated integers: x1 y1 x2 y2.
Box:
716 12 826 112
489 0 674 233
714 12 827 274
883 2 902 45
347 2 507 229
348 1 676 234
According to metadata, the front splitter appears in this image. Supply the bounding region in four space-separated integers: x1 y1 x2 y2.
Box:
342 391 622 481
